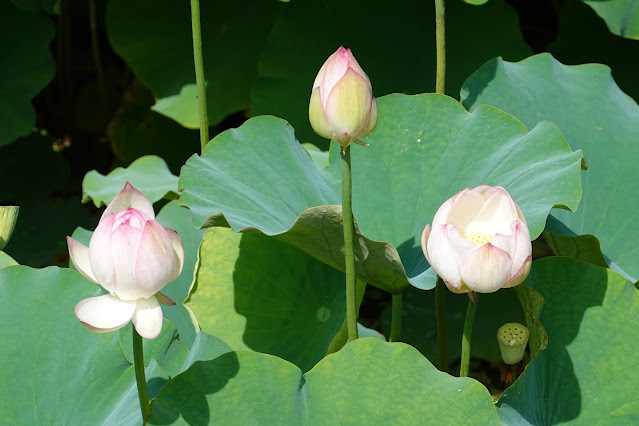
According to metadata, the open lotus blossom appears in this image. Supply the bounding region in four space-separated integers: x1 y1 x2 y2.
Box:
309 46 377 149
67 183 184 339
421 185 532 294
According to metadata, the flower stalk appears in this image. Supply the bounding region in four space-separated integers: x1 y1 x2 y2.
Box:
460 293 478 377
190 0 209 152
342 146 358 342
435 0 446 95
133 327 151 423
436 277 448 371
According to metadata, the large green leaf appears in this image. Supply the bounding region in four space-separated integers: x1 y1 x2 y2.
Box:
150 338 500 424
82 155 178 207
252 0 531 148
497 258 639 424
0 2 54 147
583 0 639 39
70 201 204 348
461 53 639 279
186 227 345 372
106 0 278 128
179 94 583 293
0 266 228 424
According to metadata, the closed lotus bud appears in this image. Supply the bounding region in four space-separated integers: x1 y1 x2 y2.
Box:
497 323 529 364
309 46 377 148
421 185 532 293
0 206 19 250
67 182 184 339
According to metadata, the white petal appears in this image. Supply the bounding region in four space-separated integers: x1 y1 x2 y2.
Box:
89 214 116 293
67 236 98 283
459 243 513 293
75 294 136 333
132 296 163 339
467 190 519 236
165 228 185 280
421 224 432 264
426 224 476 289
431 192 460 227
102 182 155 222
134 220 177 297
446 189 486 231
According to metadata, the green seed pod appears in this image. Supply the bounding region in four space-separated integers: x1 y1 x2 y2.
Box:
0 206 19 250
497 322 529 364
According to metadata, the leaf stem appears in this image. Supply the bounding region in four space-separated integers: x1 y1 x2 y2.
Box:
460 292 478 377
389 291 403 341
435 0 446 94
341 145 358 342
436 277 448 371
88 0 106 108
133 327 151 423
190 0 209 153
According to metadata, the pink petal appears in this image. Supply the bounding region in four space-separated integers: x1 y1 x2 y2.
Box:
165 228 185 279
443 279 472 294
503 255 532 288
109 218 145 300
67 236 98 283
459 243 513 293
75 294 136 333
89 213 116 294
101 182 155 222
491 220 532 275
468 190 519 236
132 296 163 339
426 224 476 289
324 68 373 138
134 220 177 297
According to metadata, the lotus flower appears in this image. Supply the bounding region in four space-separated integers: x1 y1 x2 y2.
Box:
421 185 532 293
308 46 377 148
67 183 184 339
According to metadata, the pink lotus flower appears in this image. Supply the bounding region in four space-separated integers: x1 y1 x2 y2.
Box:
309 46 377 148
67 183 184 339
421 186 532 293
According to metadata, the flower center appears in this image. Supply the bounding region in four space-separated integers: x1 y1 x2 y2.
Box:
465 233 493 247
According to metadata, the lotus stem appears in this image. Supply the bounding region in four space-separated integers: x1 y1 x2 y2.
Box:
133 327 151 423
341 145 358 342
435 0 446 94
460 292 478 377
389 291 403 342
436 277 448 371
190 0 209 152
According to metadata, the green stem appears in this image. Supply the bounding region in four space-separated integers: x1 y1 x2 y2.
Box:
341 145 358 342
460 292 478 377
133 327 151 423
88 0 106 108
190 0 209 153
435 0 446 94
435 277 448 371
389 292 403 342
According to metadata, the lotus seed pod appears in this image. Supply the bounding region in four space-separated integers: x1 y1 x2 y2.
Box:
0 206 19 250
497 322 529 364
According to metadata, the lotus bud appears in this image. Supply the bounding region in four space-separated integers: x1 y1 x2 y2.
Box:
0 206 19 250
497 322 529 364
421 185 532 294
309 46 377 149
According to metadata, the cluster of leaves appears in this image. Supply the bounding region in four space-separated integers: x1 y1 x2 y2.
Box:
1 0 638 424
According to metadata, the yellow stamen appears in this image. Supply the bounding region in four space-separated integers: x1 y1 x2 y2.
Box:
465 233 493 247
